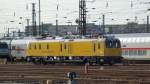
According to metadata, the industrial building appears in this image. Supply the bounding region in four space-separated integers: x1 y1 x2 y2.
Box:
25 22 149 36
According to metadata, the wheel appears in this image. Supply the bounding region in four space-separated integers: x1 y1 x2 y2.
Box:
109 60 114 66
99 59 104 66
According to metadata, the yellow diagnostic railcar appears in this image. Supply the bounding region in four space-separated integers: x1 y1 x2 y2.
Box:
26 38 122 65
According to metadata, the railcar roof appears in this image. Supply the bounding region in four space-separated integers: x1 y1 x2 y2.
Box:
108 33 150 37
29 38 106 43
119 37 150 43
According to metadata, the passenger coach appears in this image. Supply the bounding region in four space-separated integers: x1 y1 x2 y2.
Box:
119 37 150 63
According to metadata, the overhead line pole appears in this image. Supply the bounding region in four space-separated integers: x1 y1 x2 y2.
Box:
39 0 41 35
147 15 149 33
102 14 105 34
79 0 86 36
32 3 37 36
56 1 59 36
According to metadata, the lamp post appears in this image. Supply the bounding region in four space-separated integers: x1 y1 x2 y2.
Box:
7 21 16 37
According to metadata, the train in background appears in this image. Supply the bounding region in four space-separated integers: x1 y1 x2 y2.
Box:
107 33 150 63
118 37 150 63
0 36 122 65
0 42 9 59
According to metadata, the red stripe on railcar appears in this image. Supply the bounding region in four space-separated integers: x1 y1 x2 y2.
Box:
122 48 150 50
15 48 25 51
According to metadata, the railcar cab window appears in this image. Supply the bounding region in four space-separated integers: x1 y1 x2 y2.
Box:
105 39 113 48
105 39 121 48
114 39 121 48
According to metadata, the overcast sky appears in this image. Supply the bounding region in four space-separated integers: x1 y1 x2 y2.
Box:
0 0 150 34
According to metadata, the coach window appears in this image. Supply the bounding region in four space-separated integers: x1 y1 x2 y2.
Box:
143 50 147 55
141 50 146 55
125 51 129 56
133 50 137 55
138 50 142 55
141 50 143 55
12 46 15 50
140 50 143 55
122 51 125 55
124 50 128 56
129 51 132 55
132 50 134 55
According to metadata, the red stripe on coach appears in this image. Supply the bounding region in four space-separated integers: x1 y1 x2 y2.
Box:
122 48 150 50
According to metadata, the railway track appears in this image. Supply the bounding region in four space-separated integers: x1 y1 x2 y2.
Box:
0 64 150 84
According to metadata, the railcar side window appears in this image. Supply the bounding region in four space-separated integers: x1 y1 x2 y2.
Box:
39 44 41 49
47 43 49 49
93 43 96 52
29 44 31 50
34 44 36 50
64 43 67 49
60 44 62 52
98 42 101 49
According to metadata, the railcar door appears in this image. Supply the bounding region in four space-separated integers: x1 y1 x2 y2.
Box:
68 40 93 56
94 40 104 56
60 41 69 56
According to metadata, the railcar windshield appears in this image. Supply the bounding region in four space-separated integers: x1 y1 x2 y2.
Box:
0 43 8 49
114 39 121 48
105 38 121 48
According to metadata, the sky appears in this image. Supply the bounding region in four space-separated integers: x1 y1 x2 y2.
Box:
0 0 150 34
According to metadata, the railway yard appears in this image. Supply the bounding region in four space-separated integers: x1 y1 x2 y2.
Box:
0 63 149 84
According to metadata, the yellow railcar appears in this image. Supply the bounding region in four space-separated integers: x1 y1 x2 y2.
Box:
26 38 122 65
